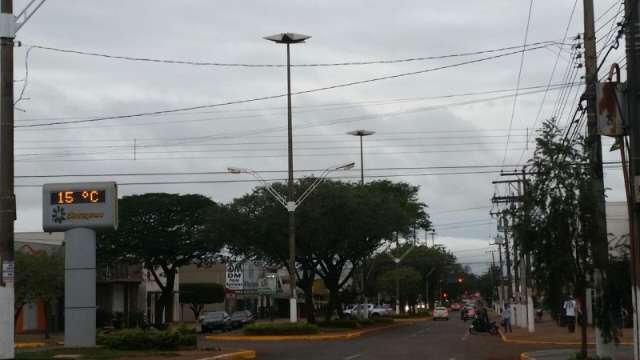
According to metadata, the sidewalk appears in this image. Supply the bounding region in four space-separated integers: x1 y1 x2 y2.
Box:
499 315 633 345
521 348 633 360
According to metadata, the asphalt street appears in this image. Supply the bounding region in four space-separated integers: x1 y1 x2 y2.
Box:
208 316 556 360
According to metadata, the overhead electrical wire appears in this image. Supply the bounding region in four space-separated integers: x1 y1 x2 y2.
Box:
22 41 568 68
15 44 557 129
518 0 579 163
502 0 535 167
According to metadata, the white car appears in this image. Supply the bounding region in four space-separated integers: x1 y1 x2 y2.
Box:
433 306 449 321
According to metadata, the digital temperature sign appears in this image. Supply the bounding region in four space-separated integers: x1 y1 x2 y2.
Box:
43 182 118 232
50 190 106 205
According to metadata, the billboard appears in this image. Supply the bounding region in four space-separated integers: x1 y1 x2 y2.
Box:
225 262 244 290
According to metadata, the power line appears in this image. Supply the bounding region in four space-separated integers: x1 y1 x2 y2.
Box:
502 0 535 166
22 41 567 68
15 45 554 129
519 0 579 163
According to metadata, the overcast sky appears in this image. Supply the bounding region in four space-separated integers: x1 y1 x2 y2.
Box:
11 0 628 273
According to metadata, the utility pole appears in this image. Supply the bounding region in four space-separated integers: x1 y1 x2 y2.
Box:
583 1 612 357
624 0 640 358
502 213 513 301
497 241 505 309
0 0 14 358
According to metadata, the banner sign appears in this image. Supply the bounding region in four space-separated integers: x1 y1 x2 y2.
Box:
225 262 244 290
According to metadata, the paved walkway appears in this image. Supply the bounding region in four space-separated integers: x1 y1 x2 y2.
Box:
498 314 632 345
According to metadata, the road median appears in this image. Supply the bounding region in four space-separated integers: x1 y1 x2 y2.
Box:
205 319 422 342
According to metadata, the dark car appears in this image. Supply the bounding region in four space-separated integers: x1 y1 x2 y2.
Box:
230 310 255 329
199 311 232 333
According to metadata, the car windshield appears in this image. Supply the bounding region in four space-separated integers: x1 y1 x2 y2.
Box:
231 312 248 319
204 312 224 320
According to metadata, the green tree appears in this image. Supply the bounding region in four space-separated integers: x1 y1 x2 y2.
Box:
512 119 610 357
98 193 227 325
14 250 64 339
227 179 430 321
179 283 225 319
376 266 422 311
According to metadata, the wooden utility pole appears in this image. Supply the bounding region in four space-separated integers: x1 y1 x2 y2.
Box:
583 0 612 357
502 213 513 301
624 0 640 358
0 0 14 359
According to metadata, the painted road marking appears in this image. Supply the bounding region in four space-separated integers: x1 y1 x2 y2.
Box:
344 354 363 360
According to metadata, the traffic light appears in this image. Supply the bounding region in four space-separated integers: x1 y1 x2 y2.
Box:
457 276 464 283
443 292 448 299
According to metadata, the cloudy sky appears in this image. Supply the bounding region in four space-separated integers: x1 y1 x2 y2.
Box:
11 0 628 273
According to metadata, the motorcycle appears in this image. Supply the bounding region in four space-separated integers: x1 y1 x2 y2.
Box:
469 316 499 335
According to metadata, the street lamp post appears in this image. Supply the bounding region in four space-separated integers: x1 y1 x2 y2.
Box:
347 129 374 319
264 32 310 323
228 162 354 322
347 130 375 185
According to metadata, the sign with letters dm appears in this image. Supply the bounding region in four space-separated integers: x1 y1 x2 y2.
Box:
225 262 244 290
43 182 118 232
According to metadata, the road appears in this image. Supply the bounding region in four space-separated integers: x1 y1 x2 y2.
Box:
208 316 557 360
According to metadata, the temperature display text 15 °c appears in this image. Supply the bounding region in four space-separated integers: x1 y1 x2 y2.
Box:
50 190 106 205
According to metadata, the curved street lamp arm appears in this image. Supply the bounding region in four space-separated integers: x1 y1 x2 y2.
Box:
16 0 47 32
244 169 288 208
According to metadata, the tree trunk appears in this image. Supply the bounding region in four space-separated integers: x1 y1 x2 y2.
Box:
14 304 22 326
43 302 50 340
577 286 588 358
155 294 165 327
164 271 176 324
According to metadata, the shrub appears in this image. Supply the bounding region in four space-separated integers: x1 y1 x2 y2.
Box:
373 317 394 324
97 328 196 350
243 323 319 336
317 319 362 329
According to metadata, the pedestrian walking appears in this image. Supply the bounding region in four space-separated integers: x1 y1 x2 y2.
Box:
563 296 576 333
501 303 512 333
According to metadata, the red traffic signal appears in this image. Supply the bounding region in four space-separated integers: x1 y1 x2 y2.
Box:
457 277 464 283
443 292 448 298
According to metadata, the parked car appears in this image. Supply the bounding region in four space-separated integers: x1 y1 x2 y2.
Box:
344 304 373 318
433 306 449 321
230 310 255 329
450 303 462 311
199 311 232 333
369 304 393 318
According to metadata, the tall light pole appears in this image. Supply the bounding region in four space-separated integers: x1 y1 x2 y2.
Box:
264 32 310 323
228 161 354 322
347 130 375 185
347 129 374 319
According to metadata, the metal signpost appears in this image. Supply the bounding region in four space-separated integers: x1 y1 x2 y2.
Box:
43 182 117 347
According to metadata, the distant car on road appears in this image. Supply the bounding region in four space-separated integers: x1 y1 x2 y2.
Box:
199 311 232 333
433 306 449 321
230 310 255 329
450 303 462 311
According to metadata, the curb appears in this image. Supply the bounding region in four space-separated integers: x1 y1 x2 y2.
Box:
206 321 411 342
15 342 47 349
499 330 633 346
197 349 256 360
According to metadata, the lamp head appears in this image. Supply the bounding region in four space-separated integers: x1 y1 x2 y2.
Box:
347 129 376 137
227 167 245 174
335 162 356 171
264 33 311 44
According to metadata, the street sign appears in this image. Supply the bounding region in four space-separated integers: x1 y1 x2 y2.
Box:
42 182 118 232
225 262 244 290
596 81 626 136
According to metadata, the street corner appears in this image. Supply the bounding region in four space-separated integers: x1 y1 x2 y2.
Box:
197 349 256 360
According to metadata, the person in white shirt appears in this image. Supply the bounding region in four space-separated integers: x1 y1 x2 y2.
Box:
501 303 512 333
563 296 576 333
